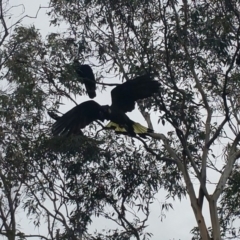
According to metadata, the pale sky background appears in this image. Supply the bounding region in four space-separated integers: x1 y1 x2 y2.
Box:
1 0 224 239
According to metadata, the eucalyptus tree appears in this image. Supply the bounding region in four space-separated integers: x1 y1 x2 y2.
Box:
1 0 240 239
47 0 240 239
0 1 165 240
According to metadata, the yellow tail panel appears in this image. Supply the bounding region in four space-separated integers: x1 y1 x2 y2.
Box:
105 121 152 134
105 122 127 133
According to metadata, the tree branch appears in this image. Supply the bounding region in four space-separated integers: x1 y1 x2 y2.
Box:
0 0 8 46
19 234 50 240
213 132 240 201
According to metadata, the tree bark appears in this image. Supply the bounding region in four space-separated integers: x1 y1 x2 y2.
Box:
181 165 210 240
209 197 221 240
188 186 210 240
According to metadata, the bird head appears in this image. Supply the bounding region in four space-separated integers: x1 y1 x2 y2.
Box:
100 105 111 120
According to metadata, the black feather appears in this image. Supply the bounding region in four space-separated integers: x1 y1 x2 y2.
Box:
73 61 96 99
52 101 106 136
111 74 160 112
51 74 159 137
48 111 60 121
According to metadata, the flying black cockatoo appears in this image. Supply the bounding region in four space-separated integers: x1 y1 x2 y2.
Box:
51 74 160 137
73 60 96 99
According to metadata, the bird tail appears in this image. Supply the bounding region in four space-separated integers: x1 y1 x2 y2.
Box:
105 121 153 138
86 87 96 99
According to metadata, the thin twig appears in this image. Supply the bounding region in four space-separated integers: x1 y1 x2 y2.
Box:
0 0 9 46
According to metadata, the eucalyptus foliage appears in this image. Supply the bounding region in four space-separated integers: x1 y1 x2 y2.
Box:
0 0 240 239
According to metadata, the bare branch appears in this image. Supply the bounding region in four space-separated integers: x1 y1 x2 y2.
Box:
206 118 228 149
111 203 141 240
25 181 70 232
0 0 9 46
136 135 178 164
19 234 50 240
6 5 49 32
213 132 240 201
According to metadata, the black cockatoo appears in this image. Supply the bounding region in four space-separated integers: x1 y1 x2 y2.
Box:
51 74 159 137
73 60 96 98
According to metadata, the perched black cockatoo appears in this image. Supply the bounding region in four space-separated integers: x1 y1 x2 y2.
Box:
73 60 96 99
51 74 160 137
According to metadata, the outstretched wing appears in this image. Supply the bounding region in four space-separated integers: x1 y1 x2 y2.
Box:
52 100 105 136
73 61 96 99
111 74 159 112
48 111 60 120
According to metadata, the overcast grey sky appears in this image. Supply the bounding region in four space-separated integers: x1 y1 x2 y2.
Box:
3 0 218 239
